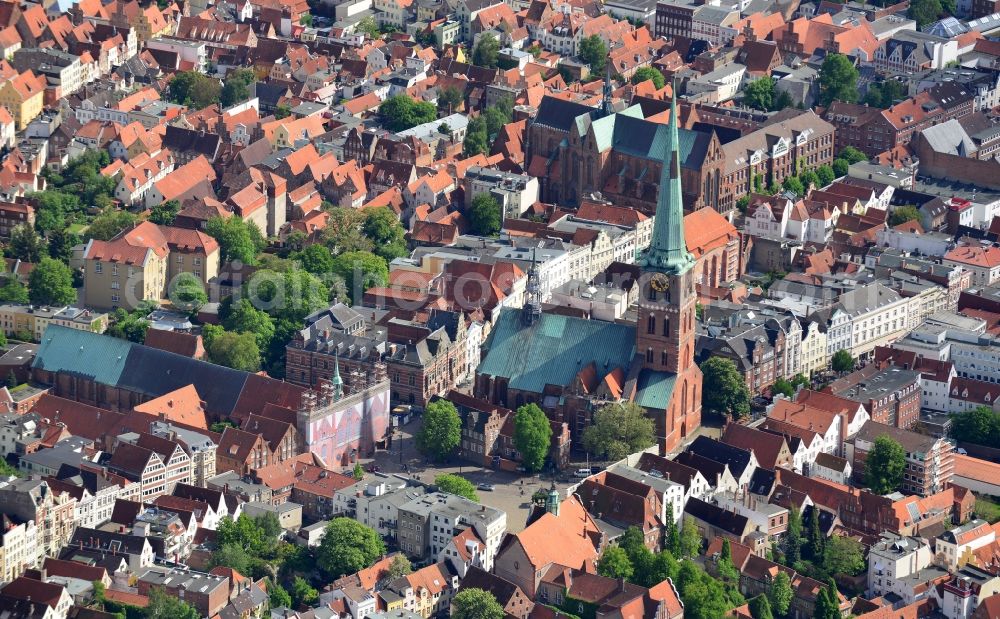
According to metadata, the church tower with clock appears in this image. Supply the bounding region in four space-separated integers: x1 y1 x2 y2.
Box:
635 90 703 453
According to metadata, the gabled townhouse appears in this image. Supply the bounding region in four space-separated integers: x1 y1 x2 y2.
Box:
107 149 176 206
635 452 713 502
107 442 168 500
576 473 663 549
0 514 41 584
67 526 156 572
684 436 759 490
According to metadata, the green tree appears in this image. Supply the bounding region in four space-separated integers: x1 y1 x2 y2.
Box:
823 535 865 576
665 517 681 556
581 401 656 461
28 257 76 306
784 506 802 566
749 595 774 619
357 15 380 38
295 243 336 275
87 210 136 241
831 349 854 373
814 579 842 619
864 79 907 108
909 0 944 27
889 205 922 226
290 576 318 606
416 399 462 461
700 357 751 419
0 279 29 303
149 199 181 225
7 371 17 389
579 35 608 72
675 559 742 619
816 165 836 186
168 71 221 109
768 570 793 617
274 103 292 119
316 518 387 578
832 159 849 177
774 90 794 110
387 554 412 578
818 53 859 106
145 586 200 619
47 228 80 263
951 406 1000 445
210 543 254 575
806 507 826 560
463 115 489 156
439 85 464 113
247 268 328 322
839 146 868 164
631 66 665 89
435 473 479 501
472 32 500 68
598 546 634 580
513 403 552 473
452 588 505 619
865 435 906 495
744 76 775 112
362 207 407 261
679 516 702 558
330 250 388 304
9 224 46 262
378 95 437 132
206 330 260 371
468 193 502 236
169 272 207 312
782 176 805 197
222 298 275 351
206 217 262 265
772 377 795 398
268 580 292 609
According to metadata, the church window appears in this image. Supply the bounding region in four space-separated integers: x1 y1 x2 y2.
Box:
661 351 668 366
648 314 656 334
646 348 654 363
663 317 670 337
648 287 657 302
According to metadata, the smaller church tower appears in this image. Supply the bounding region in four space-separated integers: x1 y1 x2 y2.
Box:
546 482 560 516
521 248 542 326
331 353 344 401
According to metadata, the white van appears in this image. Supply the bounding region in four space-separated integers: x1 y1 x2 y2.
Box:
574 468 591 478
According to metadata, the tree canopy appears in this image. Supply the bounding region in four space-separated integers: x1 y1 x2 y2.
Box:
631 66 665 89
379 95 437 132
889 205 922 226
434 474 479 502
472 33 500 68
206 216 265 265
582 401 656 461
513 403 552 473
864 79 907 108
818 54 859 106
468 193 503 236
169 272 208 312
909 0 944 27
579 35 608 72
144 586 200 619
452 588 505 619
598 546 635 580
865 435 906 495
951 406 1000 446
331 250 388 304
700 357 751 419
316 518 386 577
416 399 462 461
823 535 866 576
87 209 136 241
768 571 793 617
831 349 855 373
29 257 76 306
362 207 408 261
9 224 45 262
221 68 257 108
167 71 222 109
206 330 261 372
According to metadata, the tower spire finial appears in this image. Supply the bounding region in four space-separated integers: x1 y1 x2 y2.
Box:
331 352 343 401
601 63 614 117
637 79 694 275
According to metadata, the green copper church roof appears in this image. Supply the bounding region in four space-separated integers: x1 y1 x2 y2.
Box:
477 308 636 393
635 369 677 410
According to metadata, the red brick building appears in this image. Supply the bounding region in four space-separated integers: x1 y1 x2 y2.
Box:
828 364 922 429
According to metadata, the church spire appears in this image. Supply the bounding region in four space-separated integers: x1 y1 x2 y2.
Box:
331 352 343 401
521 248 542 326
600 63 614 117
639 85 694 275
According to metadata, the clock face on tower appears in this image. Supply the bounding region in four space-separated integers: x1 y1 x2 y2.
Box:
650 273 670 293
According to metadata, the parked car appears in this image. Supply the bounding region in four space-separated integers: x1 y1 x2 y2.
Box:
574 468 591 478
477 483 495 491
